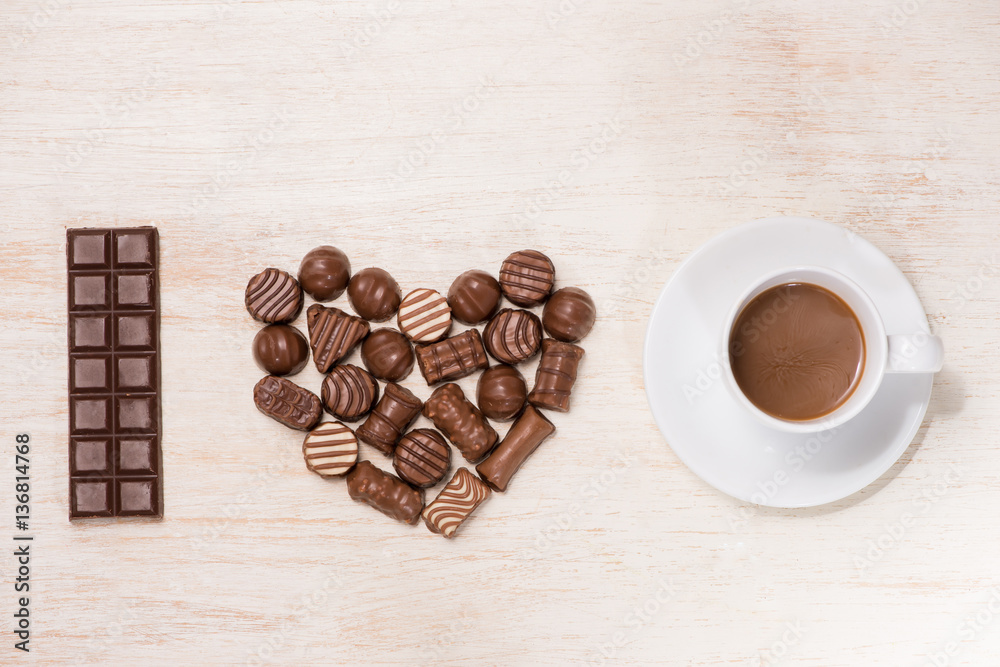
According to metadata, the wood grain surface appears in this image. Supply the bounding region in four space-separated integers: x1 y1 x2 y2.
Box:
1 0 999 664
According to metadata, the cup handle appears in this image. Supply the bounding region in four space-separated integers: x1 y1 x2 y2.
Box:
886 333 944 373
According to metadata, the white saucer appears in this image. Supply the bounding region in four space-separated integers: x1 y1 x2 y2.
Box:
643 217 935 508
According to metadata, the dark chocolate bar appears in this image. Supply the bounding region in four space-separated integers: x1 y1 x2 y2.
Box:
68 227 162 519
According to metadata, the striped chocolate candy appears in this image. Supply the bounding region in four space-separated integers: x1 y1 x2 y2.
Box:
322 364 379 421
499 250 555 307
423 468 491 539
302 422 359 477
307 304 370 373
393 429 451 488
482 308 542 365
245 268 304 324
397 288 452 343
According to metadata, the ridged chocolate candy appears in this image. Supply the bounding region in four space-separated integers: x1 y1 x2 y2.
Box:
347 461 424 525
423 383 498 463
356 383 423 456
253 376 322 431
398 288 452 343
483 308 542 365
476 365 528 422
303 422 358 477
245 268 303 324
298 246 351 302
252 324 310 376
348 268 401 322
542 287 596 342
322 364 379 421
499 250 555 307
528 339 585 412
423 468 492 539
394 429 452 488
415 329 489 386
448 270 502 325
306 304 370 373
361 328 414 382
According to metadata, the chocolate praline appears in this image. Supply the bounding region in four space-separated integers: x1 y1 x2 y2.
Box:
448 270 502 325
348 268 402 322
483 308 542 365
252 324 310 376
361 328 415 382
499 250 556 308
477 364 528 422
542 287 596 343
298 246 351 302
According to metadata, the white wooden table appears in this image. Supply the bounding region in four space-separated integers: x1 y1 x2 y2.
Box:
2 0 999 664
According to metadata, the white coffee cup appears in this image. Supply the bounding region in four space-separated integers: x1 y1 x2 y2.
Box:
719 266 944 434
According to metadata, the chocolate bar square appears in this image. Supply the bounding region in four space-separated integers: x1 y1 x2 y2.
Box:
68 230 111 270
70 479 114 518
116 437 158 475
70 273 112 311
115 355 157 393
70 314 112 351
114 272 155 310
114 313 156 351
113 229 156 268
70 355 113 394
70 396 112 434
70 438 113 476
116 479 160 517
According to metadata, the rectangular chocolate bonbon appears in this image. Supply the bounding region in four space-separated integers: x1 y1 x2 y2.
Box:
68 228 162 519
423 383 498 464
476 406 555 493
415 329 489 385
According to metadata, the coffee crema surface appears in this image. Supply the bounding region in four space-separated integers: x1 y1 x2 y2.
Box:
729 282 865 421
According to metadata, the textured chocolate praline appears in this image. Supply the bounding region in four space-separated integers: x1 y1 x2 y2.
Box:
398 288 452 343
483 308 542 365
252 324 310 376
499 250 555 308
347 460 424 525
542 287 596 343
298 245 351 302
361 328 414 382
423 383 498 463
394 429 452 488
322 364 379 421
348 268 402 322
448 270 502 325
476 365 528 422
245 268 304 324
253 376 322 431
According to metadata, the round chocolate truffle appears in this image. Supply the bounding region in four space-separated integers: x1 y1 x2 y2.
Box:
499 250 555 308
245 268 304 324
361 328 415 382
252 324 310 376
448 270 502 325
394 429 451 488
542 287 596 343
348 268 402 322
398 288 452 343
477 365 528 422
298 245 351 302
483 308 542 365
